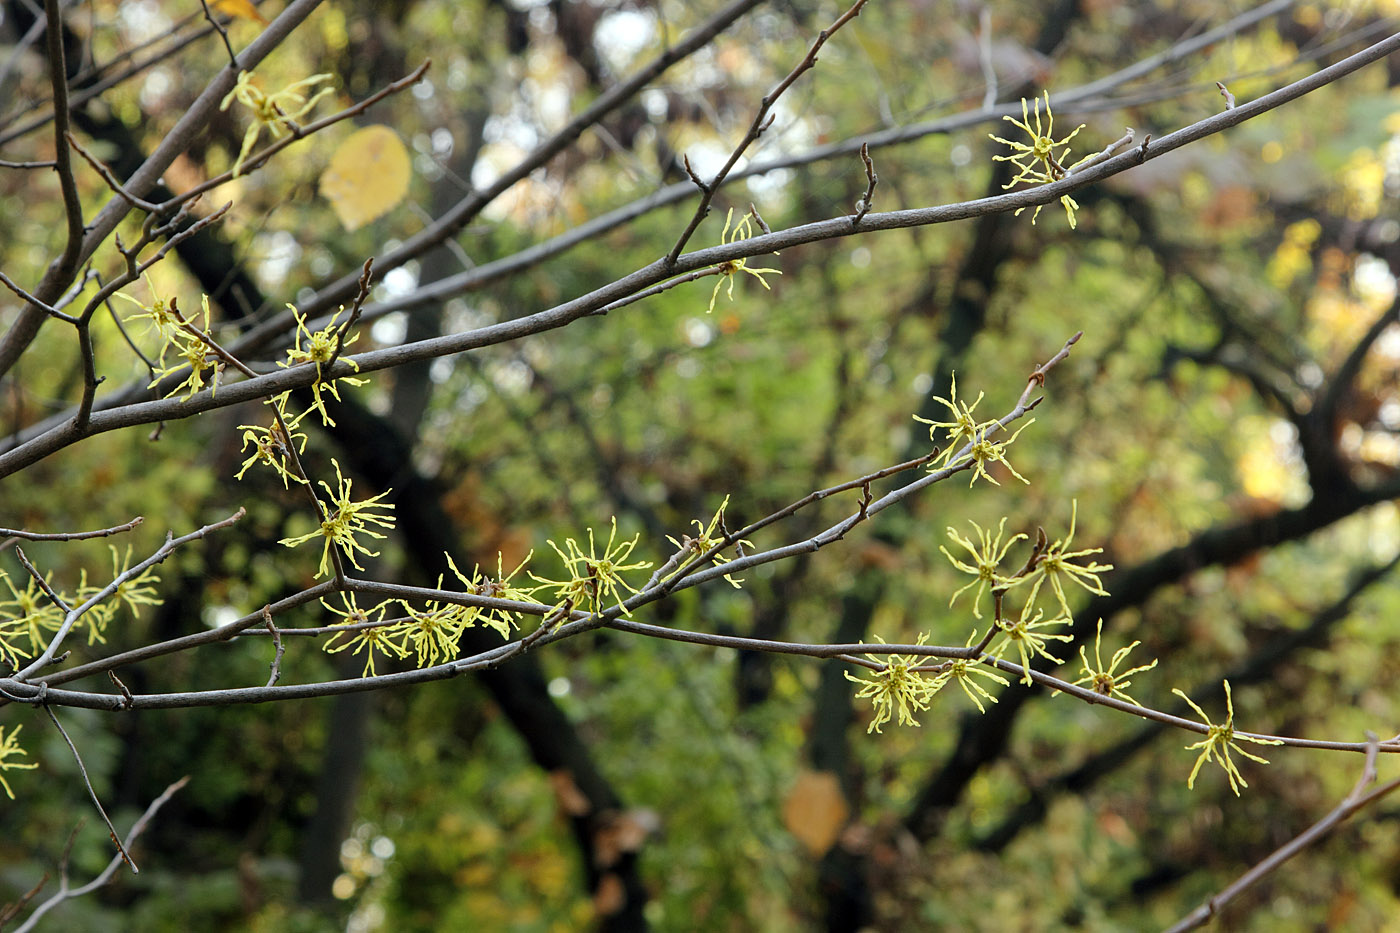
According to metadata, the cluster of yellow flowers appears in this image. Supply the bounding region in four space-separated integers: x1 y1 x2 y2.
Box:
849 372 1273 795
0 547 162 668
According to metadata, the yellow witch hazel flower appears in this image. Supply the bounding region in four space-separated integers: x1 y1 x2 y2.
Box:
446 551 539 638
236 398 310 488
1024 500 1112 617
941 517 1026 618
113 272 181 352
148 295 222 401
1174 680 1283 796
0 724 39 799
937 630 1011 713
322 592 405 676
992 601 1073 685
275 304 367 427
844 634 941 733
707 208 781 313
913 373 987 466
220 69 334 177
963 420 1034 487
0 570 64 662
398 585 473 668
1071 618 1156 705
278 459 396 578
989 91 1086 228
69 545 165 645
666 495 751 587
532 517 653 616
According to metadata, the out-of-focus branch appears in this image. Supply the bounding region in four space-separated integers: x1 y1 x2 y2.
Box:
11 776 189 933
1167 739 1400 933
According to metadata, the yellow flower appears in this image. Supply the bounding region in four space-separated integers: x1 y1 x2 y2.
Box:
989 92 1086 228
106 544 163 618
322 593 405 677
0 570 64 661
398 593 469 668
1070 619 1156 705
237 397 309 488
992 601 1073 685
962 420 1034 487
279 459 396 578
0 724 39 799
147 295 221 401
274 304 366 427
532 517 653 615
220 70 334 177
844 634 941 733
446 551 539 638
940 517 1026 618
1024 500 1112 617
666 495 750 587
1174 680 1283 796
913 373 988 466
113 272 181 354
935 632 1012 713
707 208 781 313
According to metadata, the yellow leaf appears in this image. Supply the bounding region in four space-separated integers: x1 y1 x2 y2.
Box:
781 770 849 856
211 0 269 25
320 125 412 232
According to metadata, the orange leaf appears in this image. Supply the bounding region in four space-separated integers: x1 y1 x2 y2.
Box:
782 770 849 856
320 125 412 232
211 0 268 25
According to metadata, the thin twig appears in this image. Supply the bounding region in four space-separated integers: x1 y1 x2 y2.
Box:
666 0 870 265
13 776 189 933
0 516 142 544
196 0 240 67
1166 736 1399 933
43 706 136 873
263 606 285 687
12 509 246 681
851 142 877 225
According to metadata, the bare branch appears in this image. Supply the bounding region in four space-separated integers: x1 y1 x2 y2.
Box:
0 516 142 546
1167 737 1400 933
42 705 135 874
13 776 189 933
666 0 869 265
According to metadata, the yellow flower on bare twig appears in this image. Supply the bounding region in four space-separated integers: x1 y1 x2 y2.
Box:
322 593 405 676
275 304 367 427
1071 618 1156 705
1174 680 1283 796
963 420 1034 487
707 208 781 313
0 725 38 799
992 601 1073 685
278 459 396 578
936 632 1012 713
989 92 1086 228
533 518 652 615
220 70 334 177
913 373 988 466
236 399 309 488
941 517 1026 618
1024 500 1112 617
844 634 941 733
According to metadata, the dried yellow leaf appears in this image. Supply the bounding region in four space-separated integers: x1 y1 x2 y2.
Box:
211 0 268 24
781 770 849 856
319 125 412 232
